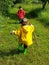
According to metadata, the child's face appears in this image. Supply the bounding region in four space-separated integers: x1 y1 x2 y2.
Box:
22 22 27 26
19 8 22 10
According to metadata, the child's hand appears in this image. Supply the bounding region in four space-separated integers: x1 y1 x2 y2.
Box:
10 30 15 35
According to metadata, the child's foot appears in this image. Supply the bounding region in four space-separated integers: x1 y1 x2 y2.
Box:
18 45 22 51
23 49 27 55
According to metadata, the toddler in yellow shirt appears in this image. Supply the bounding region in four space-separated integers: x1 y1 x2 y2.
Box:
11 18 34 54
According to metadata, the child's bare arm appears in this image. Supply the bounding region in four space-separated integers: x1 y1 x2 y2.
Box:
10 30 15 35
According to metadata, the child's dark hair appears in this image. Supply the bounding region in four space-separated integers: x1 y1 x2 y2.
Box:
19 6 22 9
21 18 28 25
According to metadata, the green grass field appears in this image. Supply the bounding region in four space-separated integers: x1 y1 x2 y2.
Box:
0 4 49 65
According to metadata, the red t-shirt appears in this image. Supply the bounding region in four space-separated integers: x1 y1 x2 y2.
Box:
17 9 25 19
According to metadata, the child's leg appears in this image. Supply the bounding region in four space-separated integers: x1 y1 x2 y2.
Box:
18 44 22 51
19 19 23 23
23 44 27 54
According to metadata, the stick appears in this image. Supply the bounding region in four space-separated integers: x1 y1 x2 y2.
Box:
33 32 38 46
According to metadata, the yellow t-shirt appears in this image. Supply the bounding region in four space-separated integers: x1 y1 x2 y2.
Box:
14 24 34 46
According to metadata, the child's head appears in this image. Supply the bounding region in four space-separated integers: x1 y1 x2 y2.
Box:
21 18 28 25
19 6 22 9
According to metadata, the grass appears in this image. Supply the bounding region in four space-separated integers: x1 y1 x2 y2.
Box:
0 3 49 65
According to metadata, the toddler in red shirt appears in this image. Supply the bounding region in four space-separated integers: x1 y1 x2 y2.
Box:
17 6 25 23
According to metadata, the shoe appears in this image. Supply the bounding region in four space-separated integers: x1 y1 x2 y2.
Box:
23 49 27 55
18 45 22 51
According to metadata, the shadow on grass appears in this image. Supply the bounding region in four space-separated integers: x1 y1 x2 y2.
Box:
26 8 42 19
0 49 23 57
6 13 18 20
7 21 19 24
37 18 49 27
4 12 20 24
25 7 49 27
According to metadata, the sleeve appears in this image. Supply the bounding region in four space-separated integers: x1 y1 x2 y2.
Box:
22 27 28 33
31 24 34 32
14 29 20 36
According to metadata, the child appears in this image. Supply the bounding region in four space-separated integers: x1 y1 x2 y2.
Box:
16 6 25 23
11 18 34 54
